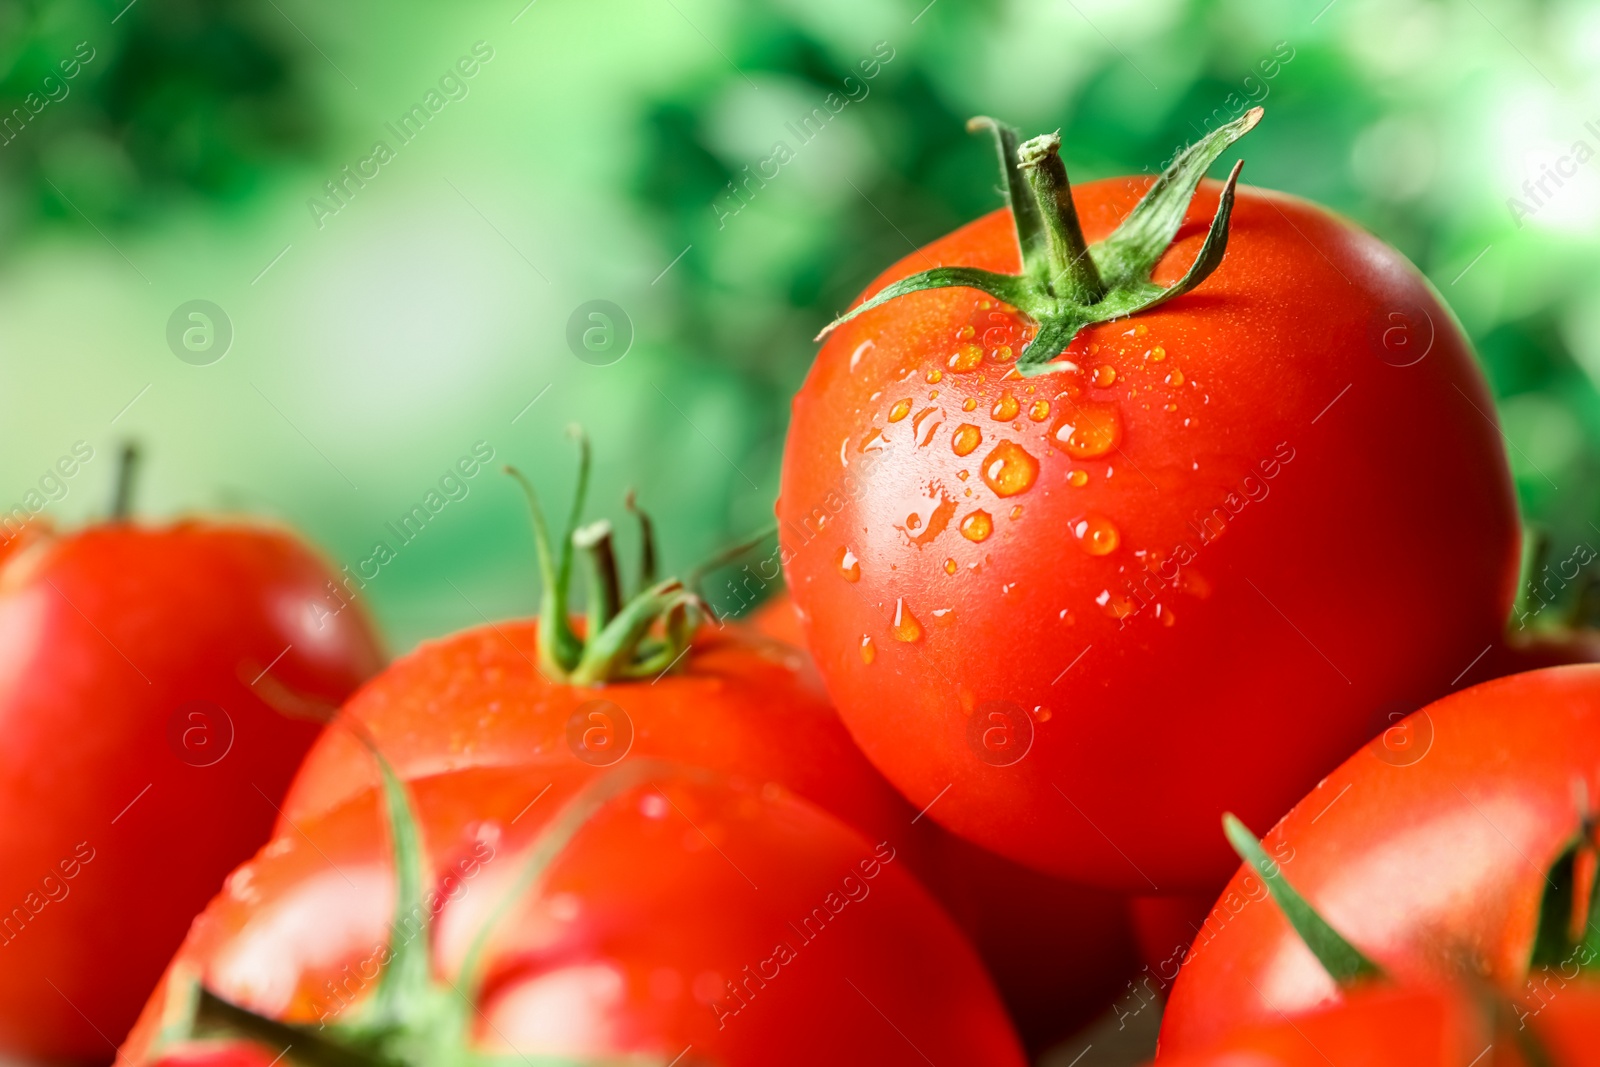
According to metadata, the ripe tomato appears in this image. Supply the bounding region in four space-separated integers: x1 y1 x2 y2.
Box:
1154 982 1600 1067
1159 664 1600 1052
748 590 1140 1050
1153 983 1527 1067
279 616 916 854
0 514 383 1062
777 112 1517 890
121 762 1028 1066
277 443 917 856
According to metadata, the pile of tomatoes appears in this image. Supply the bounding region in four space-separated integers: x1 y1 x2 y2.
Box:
6 109 1600 1067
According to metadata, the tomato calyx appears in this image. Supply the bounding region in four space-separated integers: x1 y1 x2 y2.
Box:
815 108 1263 377
150 741 689 1067
1223 813 1384 985
505 428 707 686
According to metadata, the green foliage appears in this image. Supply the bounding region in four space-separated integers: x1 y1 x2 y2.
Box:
0 0 321 233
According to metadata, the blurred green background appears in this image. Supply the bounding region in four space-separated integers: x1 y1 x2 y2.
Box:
2 0 1597 652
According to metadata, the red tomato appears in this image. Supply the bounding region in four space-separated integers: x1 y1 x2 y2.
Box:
121 763 1028 1066
1152 984 1498 1067
1155 981 1600 1067
0 519 383 1062
777 115 1517 890
1160 664 1600 1052
278 617 916 855
749 591 805 646
748 590 1140 1050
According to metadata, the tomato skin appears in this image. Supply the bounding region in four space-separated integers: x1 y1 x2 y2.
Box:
150 1044 286 1067
1151 984 1494 1067
748 591 1139 1049
778 179 1518 890
121 766 1028 1066
1159 664 1600 1053
278 619 916 853
0 522 383 1063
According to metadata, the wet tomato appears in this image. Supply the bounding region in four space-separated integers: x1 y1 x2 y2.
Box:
748 591 1140 1050
121 761 1028 1066
777 112 1517 890
278 445 917 866
1160 664 1600 1052
0 505 383 1061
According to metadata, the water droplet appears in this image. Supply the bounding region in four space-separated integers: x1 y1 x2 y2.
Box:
960 510 993 542
1068 469 1089 488
926 369 943 384
905 513 922 531
1010 505 1023 520
948 344 984 373
991 393 1020 421
888 398 912 422
1029 400 1050 421
944 558 957 575
962 398 977 412
1032 706 1052 722
913 407 942 447
981 441 1039 497
989 344 1015 363
1134 324 1149 337
1058 608 1075 624
850 341 873 372
1096 589 1136 620
952 424 982 457
860 428 886 453
957 470 969 481
1167 369 1184 386
859 636 876 664
1071 514 1120 556
892 598 923 642
977 299 994 310
1093 364 1117 388
1150 345 1166 361
957 324 976 340
928 390 939 400
1164 402 1178 412
1157 603 1177 627
837 547 861 582
1051 402 1122 459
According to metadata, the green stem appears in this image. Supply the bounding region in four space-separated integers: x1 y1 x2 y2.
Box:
624 489 658 594
111 442 139 520
573 520 622 636
504 465 583 676
1017 132 1106 304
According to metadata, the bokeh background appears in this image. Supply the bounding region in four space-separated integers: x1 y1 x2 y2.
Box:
1 0 1595 661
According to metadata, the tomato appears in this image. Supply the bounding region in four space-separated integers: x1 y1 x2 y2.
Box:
1159 664 1600 1052
748 591 1140 1049
279 617 915 855
121 761 1028 1066
777 111 1518 890
749 591 805 646
0 512 383 1062
1153 981 1600 1067
1153 984 1495 1067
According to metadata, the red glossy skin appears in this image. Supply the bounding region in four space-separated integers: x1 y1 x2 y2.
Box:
778 179 1518 890
1160 664 1600 1052
0 521 384 1063
1152 984 1494 1067
121 765 1028 1066
279 619 916 853
747 590 1140 1049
